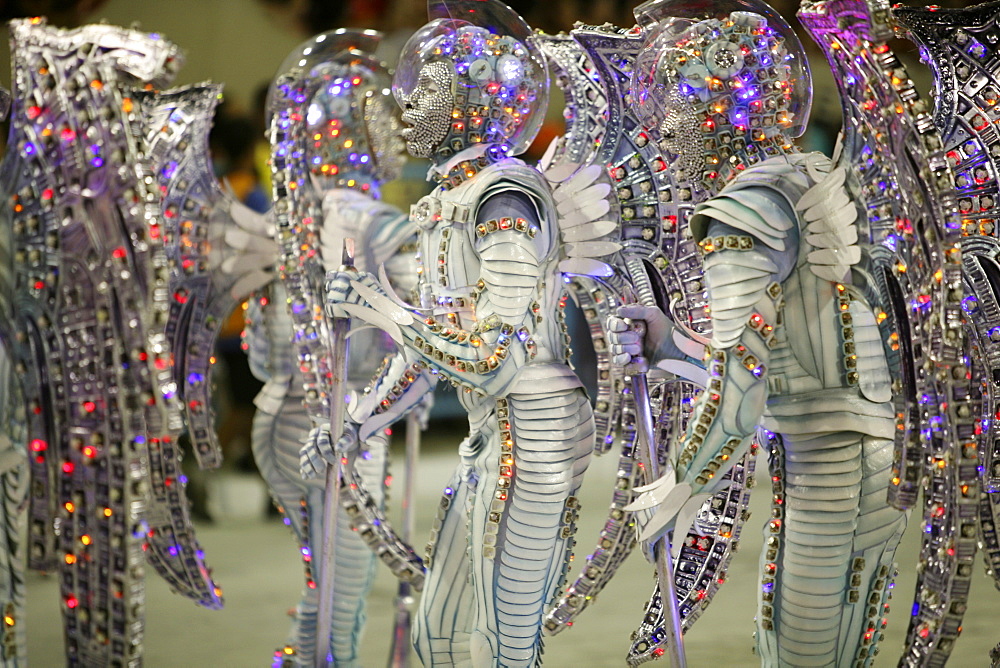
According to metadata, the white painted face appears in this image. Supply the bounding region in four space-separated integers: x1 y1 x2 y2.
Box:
399 61 454 159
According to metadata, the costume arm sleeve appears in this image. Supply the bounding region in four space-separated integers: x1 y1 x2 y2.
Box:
399 189 549 397
346 190 549 439
677 215 788 494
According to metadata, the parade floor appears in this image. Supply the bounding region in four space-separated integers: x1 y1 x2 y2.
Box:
25 431 1000 666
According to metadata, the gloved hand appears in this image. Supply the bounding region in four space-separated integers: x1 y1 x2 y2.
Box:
608 304 707 373
324 267 390 319
324 268 364 319
300 422 360 480
607 304 675 369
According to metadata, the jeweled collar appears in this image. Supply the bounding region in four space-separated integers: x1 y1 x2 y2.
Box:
428 144 510 191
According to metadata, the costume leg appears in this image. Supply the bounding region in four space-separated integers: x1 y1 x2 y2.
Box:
836 434 907 668
253 391 387 667
413 460 476 667
468 388 593 667
757 430 906 667
252 395 316 666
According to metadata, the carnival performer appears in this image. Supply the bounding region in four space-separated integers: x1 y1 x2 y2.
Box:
610 5 909 666
249 30 415 667
300 2 595 665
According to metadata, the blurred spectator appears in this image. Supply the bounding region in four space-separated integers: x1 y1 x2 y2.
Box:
0 0 108 26
210 103 270 213
208 104 267 474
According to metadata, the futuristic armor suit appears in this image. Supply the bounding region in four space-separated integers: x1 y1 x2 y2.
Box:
303 3 595 666
612 6 908 666
248 32 415 667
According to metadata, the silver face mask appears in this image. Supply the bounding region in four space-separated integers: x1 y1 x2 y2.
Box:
364 91 406 182
658 88 704 181
400 61 454 159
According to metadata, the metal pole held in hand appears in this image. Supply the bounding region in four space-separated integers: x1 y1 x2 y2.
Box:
315 239 355 667
624 259 686 668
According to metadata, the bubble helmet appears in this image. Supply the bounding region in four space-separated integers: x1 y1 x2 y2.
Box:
392 0 548 161
269 29 405 192
630 0 812 179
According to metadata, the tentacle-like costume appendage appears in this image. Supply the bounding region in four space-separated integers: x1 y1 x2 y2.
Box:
0 18 197 665
136 83 270 610
799 1 969 665
892 1 1000 662
534 27 758 659
141 83 274 472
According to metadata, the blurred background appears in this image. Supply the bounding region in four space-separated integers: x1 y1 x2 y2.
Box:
0 0 995 666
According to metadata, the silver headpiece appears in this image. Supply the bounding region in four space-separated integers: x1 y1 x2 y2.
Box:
393 0 548 162
630 0 812 189
269 29 404 196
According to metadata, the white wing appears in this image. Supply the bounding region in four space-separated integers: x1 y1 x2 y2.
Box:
542 153 622 278
796 161 862 283
218 197 277 299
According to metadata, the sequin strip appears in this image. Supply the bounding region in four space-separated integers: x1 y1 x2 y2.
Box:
474 217 539 239
836 284 860 386
677 351 724 471
697 234 755 256
373 361 428 415
484 398 513 560
423 485 456 570
413 319 529 381
759 437 785 632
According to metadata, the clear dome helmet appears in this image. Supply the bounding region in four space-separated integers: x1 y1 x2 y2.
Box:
630 0 812 145
392 0 548 159
268 29 406 187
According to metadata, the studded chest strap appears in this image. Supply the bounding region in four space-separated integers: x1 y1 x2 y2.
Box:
410 193 473 231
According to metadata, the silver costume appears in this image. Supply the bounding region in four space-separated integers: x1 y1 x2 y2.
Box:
260 30 416 667
533 25 758 656
892 0 1000 664
0 18 226 666
607 2 961 664
305 2 598 665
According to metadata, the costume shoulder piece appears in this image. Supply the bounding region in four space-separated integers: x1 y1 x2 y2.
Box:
690 156 812 250
413 158 554 226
